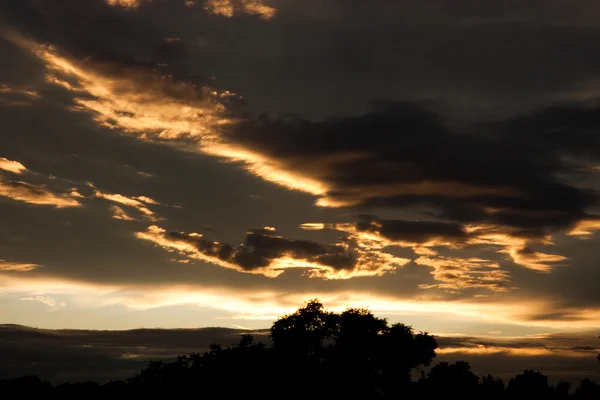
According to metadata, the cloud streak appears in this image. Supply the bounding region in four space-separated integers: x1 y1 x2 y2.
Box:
0 260 38 272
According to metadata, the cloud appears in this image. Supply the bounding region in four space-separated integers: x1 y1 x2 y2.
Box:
136 225 410 279
2 272 597 329
4 0 600 304
105 0 143 8
568 218 600 237
200 0 276 19
20 295 65 311
109 205 137 221
0 157 27 174
91 183 162 220
436 332 600 360
0 260 38 272
14 38 234 143
0 178 82 208
11 32 599 281
415 256 511 293
21 33 597 232
303 217 566 275
0 84 40 106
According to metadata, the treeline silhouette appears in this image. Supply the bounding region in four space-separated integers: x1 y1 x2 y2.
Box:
1 300 598 399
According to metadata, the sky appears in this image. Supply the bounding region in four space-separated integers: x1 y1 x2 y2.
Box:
0 0 599 379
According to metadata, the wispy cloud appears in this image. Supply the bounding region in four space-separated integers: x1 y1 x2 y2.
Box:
0 84 40 106
109 205 137 221
20 295 65 311
0 260 38 272
90 183 162 221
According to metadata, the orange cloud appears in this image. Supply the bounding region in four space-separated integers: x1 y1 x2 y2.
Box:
0 178 81 208
568 218 600 237
106 0 143 8
0 157 27 174
110 205 137 221
29 41 232 143
203 0 276 19
436 346 594 358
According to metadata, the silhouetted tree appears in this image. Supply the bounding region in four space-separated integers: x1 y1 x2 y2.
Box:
573 378 600 399
423 361 479 397
556 381 572 399
480 374 506 399
507 369 552 399
269 300 438 398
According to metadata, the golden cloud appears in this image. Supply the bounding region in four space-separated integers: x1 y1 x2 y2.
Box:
204 0 276 19
29 41 232 143
106 0 143 8
305 220 565 275
90 183 162 221
110 205 137 221
0 157 27 174
0 178 82 208
567 219 600 237
436 346 594 358
415 256 511 292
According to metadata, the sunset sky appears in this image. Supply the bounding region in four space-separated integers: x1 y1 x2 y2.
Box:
0 0 599 377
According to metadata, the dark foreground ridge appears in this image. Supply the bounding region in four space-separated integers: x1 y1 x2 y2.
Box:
1 300 599 399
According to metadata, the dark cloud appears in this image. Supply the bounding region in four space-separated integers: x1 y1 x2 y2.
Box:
137 225 410 279
226 102 598 237
353 215 469 244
